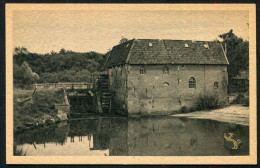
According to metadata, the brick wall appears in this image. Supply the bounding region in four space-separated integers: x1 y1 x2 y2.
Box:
108 65 128 112
109 64 228 116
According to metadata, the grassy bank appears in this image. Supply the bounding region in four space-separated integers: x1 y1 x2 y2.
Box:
13 88 66 133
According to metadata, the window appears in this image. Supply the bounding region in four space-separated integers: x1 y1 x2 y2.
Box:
163 66 169 74
140 66 146 74
214 82 218 89
189 77 196 88
163 82 169 87
204 43 209 49
115 71 117 76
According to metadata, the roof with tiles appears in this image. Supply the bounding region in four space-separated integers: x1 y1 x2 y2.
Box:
104 39 228 68
104 39 134 68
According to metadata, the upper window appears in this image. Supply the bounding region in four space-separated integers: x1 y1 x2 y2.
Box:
214 82 218 89
140 66 146 74
189 77 196 88
163 66 169 74
163 82 169 87
204 43 209 49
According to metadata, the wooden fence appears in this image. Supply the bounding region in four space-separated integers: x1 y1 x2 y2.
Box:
34 82 94 90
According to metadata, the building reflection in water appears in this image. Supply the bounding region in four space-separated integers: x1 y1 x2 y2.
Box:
14 116 249 156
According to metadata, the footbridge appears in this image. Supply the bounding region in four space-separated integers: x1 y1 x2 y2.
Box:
34 73 112 118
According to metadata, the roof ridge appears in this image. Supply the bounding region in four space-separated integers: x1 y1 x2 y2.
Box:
136 38 161 40
112 39 135 48
105 38 229 67
136 39 218 43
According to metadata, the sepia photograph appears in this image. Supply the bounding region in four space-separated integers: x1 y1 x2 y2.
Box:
5 4 256 164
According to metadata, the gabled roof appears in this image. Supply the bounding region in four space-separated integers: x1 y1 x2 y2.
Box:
104 40 134 68
104 39 229 68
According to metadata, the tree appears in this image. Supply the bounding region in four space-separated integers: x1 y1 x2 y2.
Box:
14 47 29 55
59 48 66 55
50 50 57 55
14 61 40 89
13 46 107 83
119 36 129 44
218 30 249 81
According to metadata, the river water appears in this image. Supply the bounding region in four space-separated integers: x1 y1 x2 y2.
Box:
14 116 249 156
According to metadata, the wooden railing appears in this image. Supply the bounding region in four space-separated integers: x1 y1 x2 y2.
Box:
34 82 94 90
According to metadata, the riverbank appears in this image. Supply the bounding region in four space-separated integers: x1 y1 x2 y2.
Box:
171 104 249 126
14 88 67 133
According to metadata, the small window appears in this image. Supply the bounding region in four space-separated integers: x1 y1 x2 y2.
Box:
204 43 209 49
163 82 169 87
214 82 218 89
115 71 117 76
140 66 146 74
185 43 189 48
149 43 153 47
189 77 196 88
163 66 169 74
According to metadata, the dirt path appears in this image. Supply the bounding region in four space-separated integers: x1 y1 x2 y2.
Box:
171 105 249 126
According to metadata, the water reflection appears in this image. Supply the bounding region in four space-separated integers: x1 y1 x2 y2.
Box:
14 117 249 156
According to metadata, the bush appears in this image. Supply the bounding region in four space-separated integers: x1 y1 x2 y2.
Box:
13 89 65 132
233 94 249 106
195 95 220 110
180 106 189 113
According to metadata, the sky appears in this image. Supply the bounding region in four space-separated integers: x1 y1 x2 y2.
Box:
13 10 249 54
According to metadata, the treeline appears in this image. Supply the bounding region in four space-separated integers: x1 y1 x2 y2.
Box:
14 48 108 88
218 30 249 81
13 32 249 89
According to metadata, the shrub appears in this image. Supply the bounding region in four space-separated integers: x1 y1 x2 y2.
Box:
235 94 244 104
233 94 249 106
180 106 189 113
195 95 220 110
13 89 65 132
189 107 197 112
